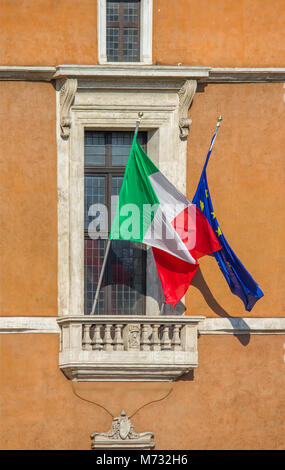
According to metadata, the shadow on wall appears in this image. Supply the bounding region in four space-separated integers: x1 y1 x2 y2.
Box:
177 266 251 382
191 267 251 347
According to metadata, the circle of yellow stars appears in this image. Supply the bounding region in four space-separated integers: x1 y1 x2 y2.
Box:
199 189 222 237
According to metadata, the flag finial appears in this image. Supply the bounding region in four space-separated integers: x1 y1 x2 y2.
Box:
135 112 144 133
216 115 223 131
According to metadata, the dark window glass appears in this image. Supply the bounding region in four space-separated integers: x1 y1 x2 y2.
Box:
106 0 140 62
84 132 105 166
106 27 119 62
84 175 106 231
84 130 147 315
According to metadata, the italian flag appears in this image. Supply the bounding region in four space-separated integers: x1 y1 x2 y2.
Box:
110 133 221 306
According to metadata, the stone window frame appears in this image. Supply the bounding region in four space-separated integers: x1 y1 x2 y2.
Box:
55 70 207 381
56 72 200 320
97 0 153 65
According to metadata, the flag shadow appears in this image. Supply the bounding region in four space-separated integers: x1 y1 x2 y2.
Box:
190 267 251 347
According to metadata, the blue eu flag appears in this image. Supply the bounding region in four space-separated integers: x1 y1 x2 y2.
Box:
192 123 264 311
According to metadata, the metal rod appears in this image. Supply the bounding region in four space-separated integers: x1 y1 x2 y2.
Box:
135 111 144 133
89 112 144 315
203 115 223 169
215 115 223 132
160 302 165 315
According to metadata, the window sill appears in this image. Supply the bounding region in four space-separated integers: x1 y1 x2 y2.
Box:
98 61 153 66
57 315 205 382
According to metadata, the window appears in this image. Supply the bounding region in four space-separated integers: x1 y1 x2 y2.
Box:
56 77 203 381
106 1 140 62
84 131 147 315
98 0 153 64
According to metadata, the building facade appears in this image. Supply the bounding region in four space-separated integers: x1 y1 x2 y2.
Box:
0 0 285 449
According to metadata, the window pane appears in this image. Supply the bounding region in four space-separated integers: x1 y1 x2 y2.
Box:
84 239 105 315
106 0 140 62
110 240 145 315
107 1 119 21
112 176 124 195
111 131 146 166
110 174 145 314
84 131 105 166
85 239 145 315
84 175 105 231
111 131 132 166
123 28 139 62
123 2 139 22
111 175 124 225
107 27 119 62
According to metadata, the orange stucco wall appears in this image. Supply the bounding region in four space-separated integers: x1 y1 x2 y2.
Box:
0 333 284 450
1 0 285 66
0 82 57 316
153 0 285 67
0 0 98 66
186 82 285 317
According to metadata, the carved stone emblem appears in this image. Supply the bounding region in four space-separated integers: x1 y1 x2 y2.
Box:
127 324 141 350
178 79 197 139
91 410 155 450
119 412 131 439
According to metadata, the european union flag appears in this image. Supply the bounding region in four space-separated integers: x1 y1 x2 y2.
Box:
192 121 264 311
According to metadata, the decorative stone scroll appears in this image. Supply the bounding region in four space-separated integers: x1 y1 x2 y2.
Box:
178 79 197 139
59 78 77 139
91 410 155 450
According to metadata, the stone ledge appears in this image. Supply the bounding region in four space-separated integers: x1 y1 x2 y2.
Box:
207 67 285 83
1 65 285 82
0 66 56 81
1 316 285 334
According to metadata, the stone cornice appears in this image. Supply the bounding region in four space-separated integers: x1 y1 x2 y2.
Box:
0 66 56 81
1 65 285 82
54 64 210 79
206 67 285 83
200 317 285 334
0 317 60 334
1 317 285 334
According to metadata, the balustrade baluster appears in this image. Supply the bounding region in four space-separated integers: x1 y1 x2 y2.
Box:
82 324 92 350
114 324 124 351
172 324 182 351
151 324 160 351
161 325 171 350
103 324 113 351
141 324 151 351
92 324 103 350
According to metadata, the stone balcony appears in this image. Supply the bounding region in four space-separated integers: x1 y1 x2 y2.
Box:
57 315 205 382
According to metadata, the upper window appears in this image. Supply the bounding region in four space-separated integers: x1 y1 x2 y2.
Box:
98 0 153 64
106 0 140 62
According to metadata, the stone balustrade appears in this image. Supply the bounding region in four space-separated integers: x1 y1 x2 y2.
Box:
57 315 205 381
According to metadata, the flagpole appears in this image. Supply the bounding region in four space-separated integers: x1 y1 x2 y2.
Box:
90 112 144 315
202 115 223 172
